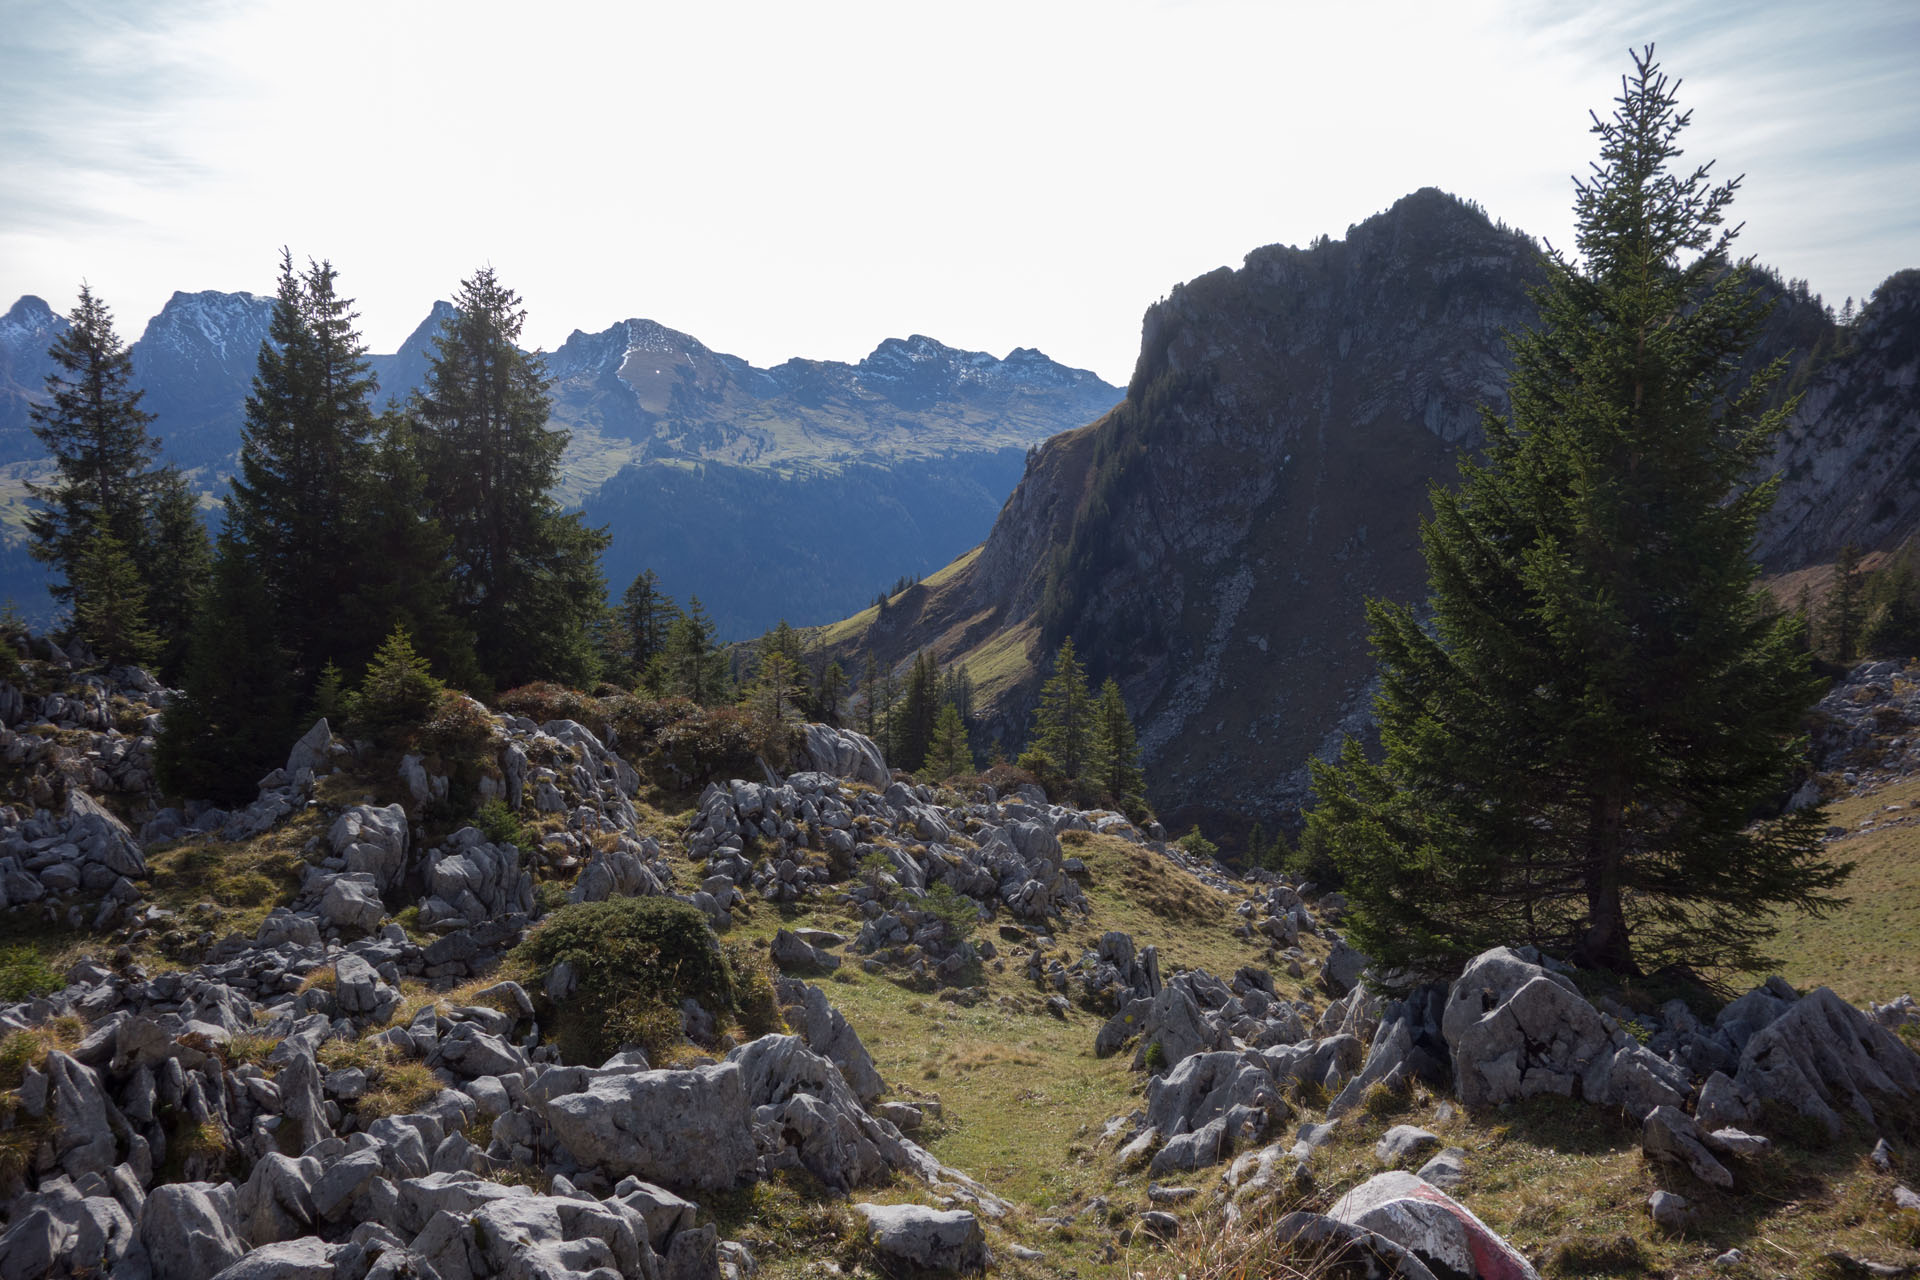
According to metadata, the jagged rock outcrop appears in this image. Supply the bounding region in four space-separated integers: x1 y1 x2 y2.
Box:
820 196 1914 831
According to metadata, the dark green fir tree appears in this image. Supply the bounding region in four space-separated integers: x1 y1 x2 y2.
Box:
1304 47 1848 979
157 527 297 804
1090 676 1144 803
1031 636 1094 780
414 266 608 689
25 284 162 600
228 250 378 687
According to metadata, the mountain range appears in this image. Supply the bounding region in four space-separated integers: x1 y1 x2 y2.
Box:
0 294 1120 635
816 188 1920 838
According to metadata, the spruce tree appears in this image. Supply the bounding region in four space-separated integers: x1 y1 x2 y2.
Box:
893 652 941 773
924 702 974 780
157 527 297 804
26 284 162 602
1032 637 1094 779
139 470 212 681
1304 48 1847 978
1090 676 1144 802
1823 543 1865 663
619 569 677 681
816 660 847 727
414 267 609 688
338 413 478 690
659 597 727 704
228 251 378 686
69 529 159 667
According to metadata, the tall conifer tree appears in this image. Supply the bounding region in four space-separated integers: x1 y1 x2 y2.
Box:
228 251 378 686
1305 48 1847 978
26 284 161 594
1090 677 1144 802
414 267 608 689
157 526 297 804
1031 637 1094 779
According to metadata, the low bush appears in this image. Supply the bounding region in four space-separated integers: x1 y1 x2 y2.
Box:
0 947 62 1003
475 797 531 851
655 706 766 787
922 881 979 944
513 897 735 1064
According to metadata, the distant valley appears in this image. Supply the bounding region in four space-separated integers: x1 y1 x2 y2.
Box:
0 293 1120 635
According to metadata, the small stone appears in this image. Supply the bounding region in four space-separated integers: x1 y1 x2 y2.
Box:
1648 1189 1689 1232
1415 1147 1467 1191
1712 1248 1744 1270
1137 1210 1179 1240
1872 1138 1896 1173
1147 1184 1198 1204
1375 1125 1442 1166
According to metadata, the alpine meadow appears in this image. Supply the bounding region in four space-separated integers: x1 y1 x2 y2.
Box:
5 18 1920 1280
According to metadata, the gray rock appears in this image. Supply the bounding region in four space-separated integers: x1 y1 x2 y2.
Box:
332 953 383 1016
1734 986 1920 1137
410 1188 658 1280
1375 1125 1441 1166
1641 1106 1733 1189
0 1182 138 1280
1703 1127 1771 1159
534 1061 760 1191
45 1051 123 1181
329 803 409 893
800 723 890 786
855 1203 990 1274
1321 938 1370 997
770 928 839 973
1648 1189 1690 1232
209 1237 346 1280
317 873 385 933
141 1182 246 1280
1330 1171 1541 1280
285 717 334 776
1415 1147 1467 1191
775 979 885 1105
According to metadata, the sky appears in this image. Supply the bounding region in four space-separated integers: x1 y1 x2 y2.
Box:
2 0 1916 386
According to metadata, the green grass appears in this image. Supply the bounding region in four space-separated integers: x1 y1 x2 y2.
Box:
1766 774 1920 1005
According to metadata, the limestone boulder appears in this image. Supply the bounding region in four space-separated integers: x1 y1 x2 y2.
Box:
855 1203 990 1275
1330 1170 1542 1280
533 1061 760 1192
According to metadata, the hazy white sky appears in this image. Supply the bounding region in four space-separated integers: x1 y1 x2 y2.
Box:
2 0 1915 385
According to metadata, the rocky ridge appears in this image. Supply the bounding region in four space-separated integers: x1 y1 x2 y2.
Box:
819 193 1920 835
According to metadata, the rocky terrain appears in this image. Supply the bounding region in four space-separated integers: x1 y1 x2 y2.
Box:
819 192 1920 836
3 637 1920 1278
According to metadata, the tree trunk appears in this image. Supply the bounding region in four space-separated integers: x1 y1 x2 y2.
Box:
1575 787 1636 973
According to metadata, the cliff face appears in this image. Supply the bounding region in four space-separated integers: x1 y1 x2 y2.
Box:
1759 270 1920 568
826 190 1546 828
825 193 1917 835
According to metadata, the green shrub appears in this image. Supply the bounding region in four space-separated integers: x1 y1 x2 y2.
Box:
725 943 787 1039
655 706 764 786
496 682 600 727
0 947 63 1002
1176 824 1220 861
476 798 530 851
347 627 445 749
922 882 979 944
420 691 496 758
513 897 735 1064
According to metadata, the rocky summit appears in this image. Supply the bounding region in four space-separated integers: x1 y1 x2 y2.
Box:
4 631 1920 1277
820 191 1920 834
